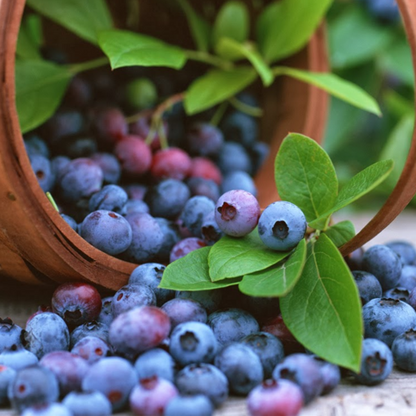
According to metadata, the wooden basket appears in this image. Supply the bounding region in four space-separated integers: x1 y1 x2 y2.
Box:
0 0 385 291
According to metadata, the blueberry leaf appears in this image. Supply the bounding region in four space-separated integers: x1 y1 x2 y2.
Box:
159 247 242 291
177 0 211 52
212 1 249 48
238 239 306 297
280 234 362 371
208 229 291 282
16 16 42 60
215 38 274 86
256 0 333 63
308 159 394 229
15 60 73 134
329 6 395 70
273 67 382 116
323 221 355 247
26 0 112 45
184 67 257 115
98 30 187 70
274 133 338 225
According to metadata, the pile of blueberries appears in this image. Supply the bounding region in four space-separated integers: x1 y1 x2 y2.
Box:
3 237 416 416
25 63 269 264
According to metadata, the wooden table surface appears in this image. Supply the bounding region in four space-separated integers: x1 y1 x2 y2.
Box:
1 210 416 416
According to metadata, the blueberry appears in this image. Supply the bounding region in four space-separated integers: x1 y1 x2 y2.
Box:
391 329 416 372
0 346 39 370
169 322 217 367
71 336 110 364
58 158 103 203
383 287 410 303
0 365 16 406
29 154 55 192
362 244 402 291
186 177 220 202
8 365 59 413
352 270 383 305
175 363 228 407
247 379 304 416
221 111 258 149
189 157 222 185
363 0 400 23
144 179 191 220
128 263 174 306
80 210 133 256
164 394 214 416
70 320 109 348
20 403 73 416
82 356 138 411
134 348 176 383
214 342 263 395
62 390 112 416
169 237 207 263
122 199 150 216
207 308 259 347
23 312 70 359
214 190 260 237
121 212 164 263
88 184 128 213
51 282 102 329
362 298 416 347
90 106 128 145
0 318 23 353
398 265 416 291
150 147 192 181
111 283 156 317
60 135 98 159
258 201 307 251
24 135 50 158
129 376 179 416
153 218 182 264
187 122 224 157
216 142 253 175
386 240 416 266
61 213 79 233
39 350 90 397
161 298 207 329
221 170 258 196
310 356 341 395
272 353 324 404
240 332 285 379
250 141 270 177
201 211 224 245
176 290 223 315
109 306 171 359
345 247 365 271
114 135 152 176
352 338 393 385
125 77 157 110
90 152 121 184
179 196 215 238
97 297 113 327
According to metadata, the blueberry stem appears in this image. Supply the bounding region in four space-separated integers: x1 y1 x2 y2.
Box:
184 50 233 70
210 101 229 126
46 192 59 212
68 57 109 74
228 96 263 117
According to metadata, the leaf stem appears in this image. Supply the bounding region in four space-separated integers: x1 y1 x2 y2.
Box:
184 50 233 70
228 96 263 117
210 101 229 126
46 192 60 212
68 57 109 74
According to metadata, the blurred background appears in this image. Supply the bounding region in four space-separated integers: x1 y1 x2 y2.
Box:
325 0 414 212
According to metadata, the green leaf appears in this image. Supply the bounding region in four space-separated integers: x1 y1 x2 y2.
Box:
25 14 43 47
216 38 274 86
212 1 249 47
177 0 211 52
208 229 291 282
274 133 338 224
378 115 414 189
26 0 113 45
16 24 41 60
98 30 187 70
328 6 395 70
159 247 242 291
184 67 256 115
323 221 355 247
280 234 363 371
309 159 394 229
256 0 333 63
379 35 414 88
273 67 382 116
239 239 307 297
15 60 73 134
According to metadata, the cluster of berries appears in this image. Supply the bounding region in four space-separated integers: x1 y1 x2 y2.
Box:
25 60 269 265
